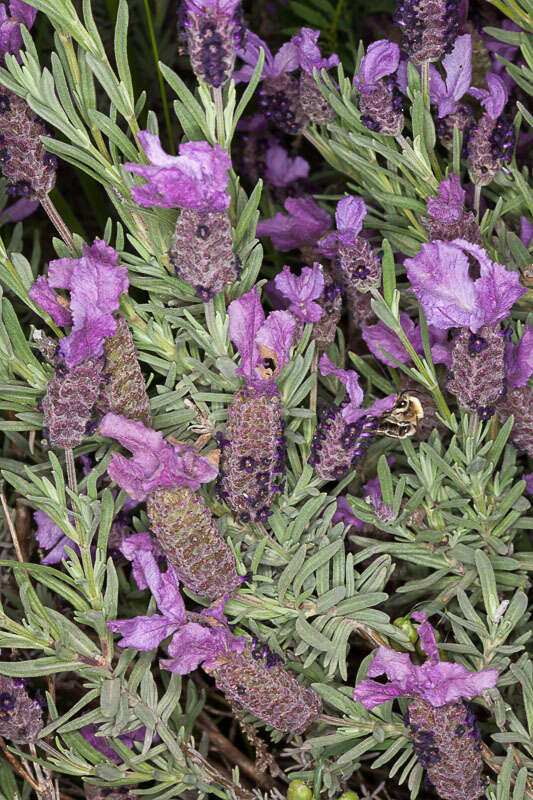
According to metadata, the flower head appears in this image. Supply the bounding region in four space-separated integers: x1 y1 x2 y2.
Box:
291 27 339 74
274 263 325 322
264 144 309 188
99 413 218 501
354 611 498 709
228 287 295 384
257 196 331 251
126 134 231 210
504 325 533 389
405 239 525 333
335 196 367 246
429 35 472 118
354 40 400 90
29 240 129 368
426 174 465 224
469 73 508 120
319 354 395 424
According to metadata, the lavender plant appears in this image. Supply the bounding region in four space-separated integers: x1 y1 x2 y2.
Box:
0 2 530 800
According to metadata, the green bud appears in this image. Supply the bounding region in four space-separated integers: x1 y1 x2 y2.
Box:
393 617 418 643
287 780 313 800
339 792 360 800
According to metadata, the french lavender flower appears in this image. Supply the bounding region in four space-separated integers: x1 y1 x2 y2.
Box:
274 262 342 349
309 355 395 480
108 537 322 733
393 0 461 65
99 414 241 599
29 241 130 449
98 317 152 427
291 28 339 123
217 288 295 522
353 612 498 800
0 88 56 200
234 32 306 134
405 239 525 418
430 35 474 149
354 40 403 135
467 73 514 186
125 133 238 300
332 196 381 296
257 196 331 252
184 0 241 87
495 326 533 456
425 174 480 243
0 676 42 743
0 1 37 62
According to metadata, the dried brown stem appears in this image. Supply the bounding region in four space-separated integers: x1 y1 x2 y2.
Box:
40 194 75 251
481 743 533 800
0 491 28 569
0 736 41 792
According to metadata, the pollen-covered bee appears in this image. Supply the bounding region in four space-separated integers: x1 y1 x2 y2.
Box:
376 392 424 439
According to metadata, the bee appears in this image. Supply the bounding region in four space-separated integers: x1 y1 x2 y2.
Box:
376 392 424 439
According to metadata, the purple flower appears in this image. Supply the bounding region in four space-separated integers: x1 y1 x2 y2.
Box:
429 35 472 118
125 134 231 211
361 313 452 368
29 240 129 368
264 144 309 188
274 263 324 322
469 73 508 120
504 325 533 389
354 611 498 709
336 196 367 246
291 27 339 74
525 473 533 494
233 31 298 83
228 286 295 383
332 496 364 530
319 353 395 424
0 1 37 60
185 0 240 13
520 216 533 249
405 239 525 333
426 174 465 224
108 533 246 672
28 275 72 327
257 196 331 251
354 40 400 89
99 413 218 501
0 197 38 223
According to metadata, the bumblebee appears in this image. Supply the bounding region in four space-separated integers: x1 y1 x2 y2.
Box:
376 392 424 439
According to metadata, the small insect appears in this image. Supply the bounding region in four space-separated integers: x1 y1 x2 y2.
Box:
376 392 424 439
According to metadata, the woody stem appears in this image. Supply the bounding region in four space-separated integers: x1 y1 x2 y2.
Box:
40 194 75 251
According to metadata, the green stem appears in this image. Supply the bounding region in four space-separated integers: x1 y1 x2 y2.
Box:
143 0 175 155
474 183 482 220
310 347 319 415
213 86 226 147
421 60 430 110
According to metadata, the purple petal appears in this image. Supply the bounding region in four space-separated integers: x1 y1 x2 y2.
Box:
361 312 420 367
126 135 231 211
353 679 404 709
335 196 367 246
161 622 247 674
319 353 364 408
469 72 507 119
434 35 472 117
228 287 265 381
28 276 72 327
0 198 38 222
234 32 272 82
257 196 331 251
332 496 364 530
9 0 37 28
264 145 309 188
426 174 465 224
411 611 439 664
291 27 339 73
34 510 65 549
271 41 299 76
464 240 525 331
354 39 400 88
504 325 533 389
100 413 217 500
405 240 477 330
255 310 296 373
367 645 416 684
274 263 324 322
520 216 533 248
419 662 499 706
524 473 533 494
108 615 178 650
